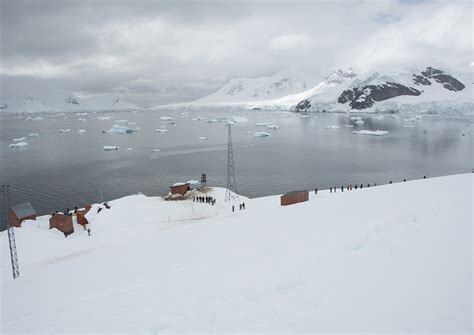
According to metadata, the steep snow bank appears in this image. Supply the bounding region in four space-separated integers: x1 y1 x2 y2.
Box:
1 175 471 332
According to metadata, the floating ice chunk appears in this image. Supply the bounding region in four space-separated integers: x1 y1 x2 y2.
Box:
105 125 136 134
59 129 71 133
126 148 133 151
56 113 66 116
206 118 219 123
352 130 389 136
127 122 136 125
244 131 253 135
355 120 364 125
344 125 354 128
78 118 87 122
391 115 400 119
325 125 340 129
253 131 271 137
160 116 175 121
75 112 88 116
255 122 270 126
156 129 168 133
402 125 415 128
192 116 205 121
77 129 86 134
267 124 279 129
232 116 249 123
198 136 208 140
300 114 310 118
373 115 385 120
27 133 39 137
103 146 119 151
115 119 127 123
31 116 43 121
9 142 29 148
153 149 161 152
98 116 112 120
13 137 27 141
350 116 363 121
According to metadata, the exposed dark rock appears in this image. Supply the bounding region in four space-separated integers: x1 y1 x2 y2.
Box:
293 99 311 113
414 67 465 92
339 82 421 109
65 97 80 105
412 74 431 86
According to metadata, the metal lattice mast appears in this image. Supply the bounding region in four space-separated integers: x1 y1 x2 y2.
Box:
2 185 20 279
225 123 239 202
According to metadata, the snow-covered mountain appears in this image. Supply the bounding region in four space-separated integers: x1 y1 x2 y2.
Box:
289 66 472 114
155 65 472 115
0 77 141 114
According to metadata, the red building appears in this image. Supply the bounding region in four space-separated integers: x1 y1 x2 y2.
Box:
170 182 190 195
49 214 74 236
280 190 309 206
8 202 37 227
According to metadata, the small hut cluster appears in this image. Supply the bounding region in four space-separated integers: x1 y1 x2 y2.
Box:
280 190 309 206
49 206 91 236
164 174 207 201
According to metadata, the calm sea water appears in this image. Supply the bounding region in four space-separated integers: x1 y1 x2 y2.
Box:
0 109 472 227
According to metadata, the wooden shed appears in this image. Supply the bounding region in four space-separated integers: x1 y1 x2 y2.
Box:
170 182 190 195
49 214 74 236
8 202 37 227
280 190 309 206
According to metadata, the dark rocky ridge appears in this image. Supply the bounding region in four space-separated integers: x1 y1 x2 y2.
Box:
414 66 465 92
338 82 421 109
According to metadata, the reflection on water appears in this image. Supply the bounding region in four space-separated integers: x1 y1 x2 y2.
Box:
0 110 472 227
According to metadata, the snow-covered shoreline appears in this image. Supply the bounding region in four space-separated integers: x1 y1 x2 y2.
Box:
1 174 472 332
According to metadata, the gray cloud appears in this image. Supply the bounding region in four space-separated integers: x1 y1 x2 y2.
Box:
0 0 472 107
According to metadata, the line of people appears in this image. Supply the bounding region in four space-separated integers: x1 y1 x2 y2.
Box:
194 195 216 206
314 174 431 195
232 202 246 212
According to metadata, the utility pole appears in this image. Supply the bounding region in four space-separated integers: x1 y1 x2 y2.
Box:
225 123 239 202
2 185 20 279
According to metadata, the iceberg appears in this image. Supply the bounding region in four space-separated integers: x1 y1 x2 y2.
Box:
355 120 364 125
255 122 270 126
59 129 71 133
126 148 133 151
160 116 175 121
198 136 208 140
105 125 136 134
27 133 39 137
156 129 168 133
402 125 415 128
352 130 389 136
78 118 87 122
266 124 279 129
153 149 161 152
115 119 127 123
206 118 219 123
325 126 340 129
9 141 29 148
103 146 119 151
232 116 249 123
13 137 27 141
252 132 271 137
77 129 86 134
98 116 112 120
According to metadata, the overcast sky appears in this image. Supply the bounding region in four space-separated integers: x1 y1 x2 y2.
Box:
0 0 472 106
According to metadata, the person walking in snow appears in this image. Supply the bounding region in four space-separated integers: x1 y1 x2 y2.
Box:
355 184 358 190
232 205 235 212
330 187 332 193
315 188 318 194
87 228 91 236
360 184 363 189
341 186 344 192
389 180 392 184
239 204 242 210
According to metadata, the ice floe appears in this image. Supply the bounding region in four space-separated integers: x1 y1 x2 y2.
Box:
352 130 389 136
13 137 27 141
27 133 39 137
252 132 271 137
103 146 119 151
255 122 270 127
98 116 112 120
267 124 279 129
9 142 29 148
105 125 136 134
155 129 169 133
77 129 87 134
160 116 175 121
325 126 340 129
355 120 365 125
59 129 71 133
198 136 208 140
232 116 249 123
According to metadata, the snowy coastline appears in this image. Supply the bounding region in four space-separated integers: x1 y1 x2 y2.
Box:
1 174 472 332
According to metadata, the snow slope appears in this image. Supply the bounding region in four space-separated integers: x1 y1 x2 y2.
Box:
1 175 472 332
0 77 141 114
